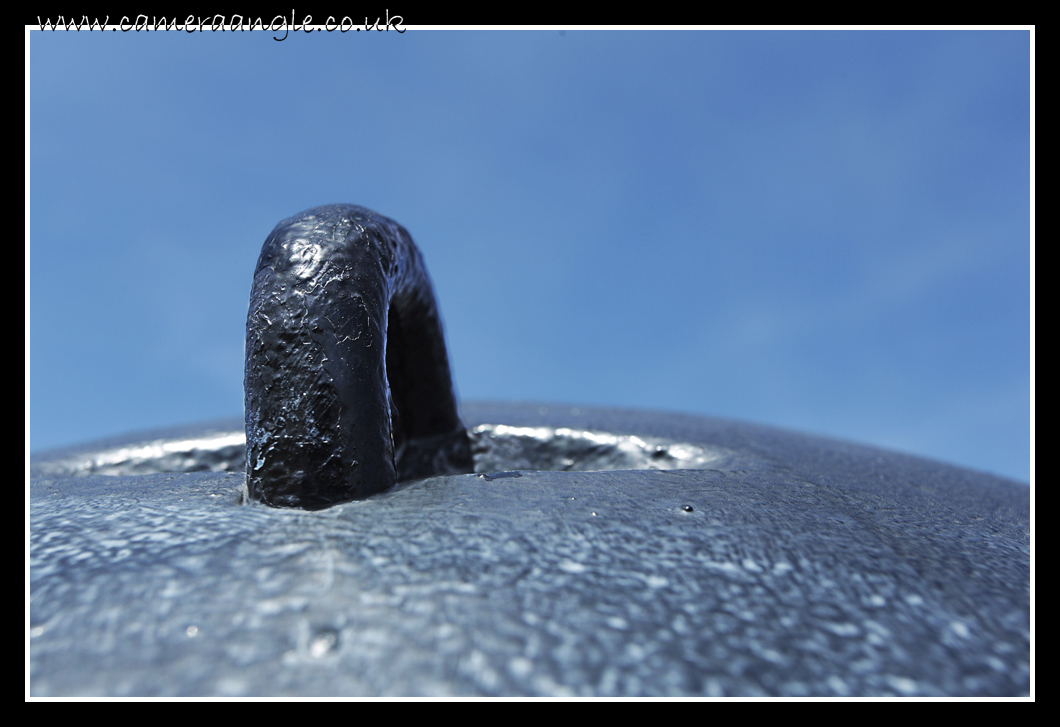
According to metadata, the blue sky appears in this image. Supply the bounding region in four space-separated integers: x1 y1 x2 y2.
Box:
29 28 1031 483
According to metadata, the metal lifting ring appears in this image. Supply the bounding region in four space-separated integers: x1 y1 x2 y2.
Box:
244 205 473 508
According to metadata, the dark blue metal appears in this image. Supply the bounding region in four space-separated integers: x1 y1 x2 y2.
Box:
29 403 1029 697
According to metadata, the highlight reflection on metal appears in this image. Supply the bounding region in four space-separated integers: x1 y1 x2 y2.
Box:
470 424 728 473
30 424 729 480
30 432 248 479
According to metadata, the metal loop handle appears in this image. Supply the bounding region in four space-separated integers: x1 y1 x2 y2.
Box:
244 205 472 508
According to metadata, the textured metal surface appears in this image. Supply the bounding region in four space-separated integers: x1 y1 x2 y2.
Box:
29 419 732 480
244 205 471 508
29 404 1030 697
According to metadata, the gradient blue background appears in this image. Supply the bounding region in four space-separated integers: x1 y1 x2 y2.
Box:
29 28 1031 483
